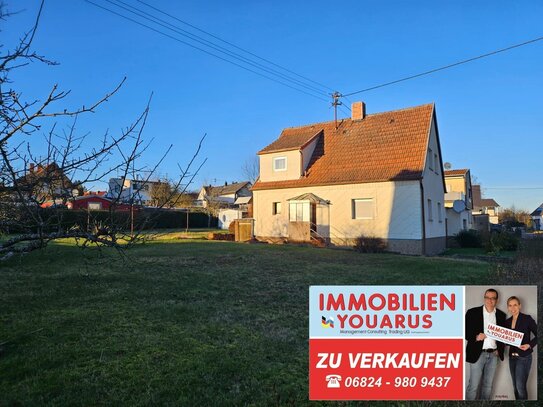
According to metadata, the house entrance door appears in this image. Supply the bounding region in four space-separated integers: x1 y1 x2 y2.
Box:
310 203 317 232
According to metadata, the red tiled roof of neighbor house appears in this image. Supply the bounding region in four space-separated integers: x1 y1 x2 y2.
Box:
253 103 436 190
444 169 469 177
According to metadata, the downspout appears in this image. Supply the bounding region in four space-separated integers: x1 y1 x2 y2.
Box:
420 180 426 256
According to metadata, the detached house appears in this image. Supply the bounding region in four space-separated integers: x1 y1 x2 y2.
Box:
196 181 252 208
530 204 542 231
252 102 447 255
472 185 500 225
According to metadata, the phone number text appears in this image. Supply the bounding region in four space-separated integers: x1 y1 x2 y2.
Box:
343 376 451 388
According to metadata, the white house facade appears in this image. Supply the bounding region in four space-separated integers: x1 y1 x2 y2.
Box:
252 103 446 255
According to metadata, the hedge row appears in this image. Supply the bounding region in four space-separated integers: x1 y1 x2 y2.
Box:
3 208 218 233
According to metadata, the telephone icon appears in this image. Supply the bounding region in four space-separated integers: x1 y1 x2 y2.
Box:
326 374 342 388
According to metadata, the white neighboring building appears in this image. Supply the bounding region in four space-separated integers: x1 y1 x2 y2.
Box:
531 204 542 231
472 185 500 224
107 177 162 206
252 102 447 255
218 209 244 229
196 181 252 208
444 169 473 235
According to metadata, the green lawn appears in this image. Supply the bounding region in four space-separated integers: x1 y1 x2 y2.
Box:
442 247 517 258
1 237 494 405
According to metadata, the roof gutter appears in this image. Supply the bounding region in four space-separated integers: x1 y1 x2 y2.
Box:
420 180 426 256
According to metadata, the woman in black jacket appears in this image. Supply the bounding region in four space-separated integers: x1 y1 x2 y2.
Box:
504 296 538 400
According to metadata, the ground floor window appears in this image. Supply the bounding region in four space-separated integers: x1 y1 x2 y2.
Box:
88 202 102 211
352 198 374 219
289 201 310 222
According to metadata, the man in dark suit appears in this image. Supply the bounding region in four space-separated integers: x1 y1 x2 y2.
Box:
465 288 506 400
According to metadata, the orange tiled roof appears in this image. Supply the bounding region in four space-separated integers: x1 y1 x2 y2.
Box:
259 128 322 154
444 169 469 177
253 103 435 190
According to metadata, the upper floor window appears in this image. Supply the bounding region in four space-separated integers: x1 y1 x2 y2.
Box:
427 199 433 221
434 153 439 174
273 157 287 172
428 149 434 171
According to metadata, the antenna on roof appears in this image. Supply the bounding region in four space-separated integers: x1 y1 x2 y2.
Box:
331 91 342 129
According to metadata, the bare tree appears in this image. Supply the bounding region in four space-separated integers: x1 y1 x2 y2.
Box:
242 156 259 185
149 179 174 207
0 2 205 260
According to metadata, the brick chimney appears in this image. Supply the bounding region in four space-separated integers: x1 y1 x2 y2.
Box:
351 101 366 121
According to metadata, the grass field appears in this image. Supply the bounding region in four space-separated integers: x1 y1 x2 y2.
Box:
442 247 517 258
0 235 495 405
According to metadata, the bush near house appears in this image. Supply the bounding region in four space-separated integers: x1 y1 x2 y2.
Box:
484 231 520 254
455 229 483 248
353 235 387 253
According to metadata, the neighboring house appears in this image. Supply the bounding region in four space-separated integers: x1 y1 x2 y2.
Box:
17 163 80 204
217 196 254 230
472 185 500 224
530 204 543 231
252 102 447 255
196 181 252 209
444 169 473 235
107 177 163 206
234 195 253 216
69 194 133 211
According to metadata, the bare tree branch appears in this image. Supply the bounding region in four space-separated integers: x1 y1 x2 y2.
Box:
0 2 206 260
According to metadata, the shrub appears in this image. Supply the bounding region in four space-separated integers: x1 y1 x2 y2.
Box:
484 231 519 254
455 229 482 248
354 235 387 253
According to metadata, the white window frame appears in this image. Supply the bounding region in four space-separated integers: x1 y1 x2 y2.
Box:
352 198 375 220
273 156 287 172
88 202 102 211
437 202 442 222
289 201 310 222
272 202 281 215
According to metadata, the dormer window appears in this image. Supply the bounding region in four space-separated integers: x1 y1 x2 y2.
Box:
273 157 287 172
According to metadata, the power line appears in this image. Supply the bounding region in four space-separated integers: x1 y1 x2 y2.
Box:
105 0 330 97
85 0 328 102
485 187 543 190
343 35 543 97
85 0 330 102
136 0 335 93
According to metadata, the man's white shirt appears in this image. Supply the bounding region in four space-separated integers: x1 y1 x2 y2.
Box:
482 306 497 349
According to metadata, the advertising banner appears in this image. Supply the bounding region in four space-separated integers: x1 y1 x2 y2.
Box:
309 285 538 401
309 286 464 400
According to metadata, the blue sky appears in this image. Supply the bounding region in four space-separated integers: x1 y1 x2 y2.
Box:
4 1 543 210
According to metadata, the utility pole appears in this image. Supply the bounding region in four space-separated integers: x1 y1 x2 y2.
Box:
331 91 342 129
